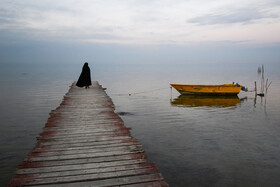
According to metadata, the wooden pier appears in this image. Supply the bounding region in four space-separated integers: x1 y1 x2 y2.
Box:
9 82 168 187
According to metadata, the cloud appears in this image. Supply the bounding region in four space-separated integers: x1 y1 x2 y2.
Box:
0 0 280 46
188 8 278 25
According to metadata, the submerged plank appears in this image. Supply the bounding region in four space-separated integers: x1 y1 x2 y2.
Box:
9 81 168 186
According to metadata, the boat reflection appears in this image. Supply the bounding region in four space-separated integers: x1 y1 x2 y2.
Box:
171 95 241 108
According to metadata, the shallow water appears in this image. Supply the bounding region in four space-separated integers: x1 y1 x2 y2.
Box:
0 62 280 186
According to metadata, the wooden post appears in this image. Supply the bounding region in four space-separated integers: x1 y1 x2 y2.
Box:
260 64 264 93
254 81 257 107
255 81 257 97
170 86 172 101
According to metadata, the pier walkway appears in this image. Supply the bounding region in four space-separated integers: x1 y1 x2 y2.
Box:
9 82 168 187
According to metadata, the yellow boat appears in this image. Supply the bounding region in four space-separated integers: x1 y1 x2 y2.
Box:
170 84 242 95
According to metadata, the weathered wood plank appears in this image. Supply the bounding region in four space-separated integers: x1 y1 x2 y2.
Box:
121 181 169 187
36 138 139 149
18 153 147 169
44 120 122 127
16 159 148 174
42 124 125 133
25 150 145 162
24 173 165 187
44 121 123 128
37 135 133 144
32 142 141 153
16 163 156 179
38 127 131 139
12 168 160 186
28 144 142 157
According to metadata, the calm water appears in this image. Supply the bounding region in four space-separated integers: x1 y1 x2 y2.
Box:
0 62 280 186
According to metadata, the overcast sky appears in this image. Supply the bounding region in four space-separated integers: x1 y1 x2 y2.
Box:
0 0 280 64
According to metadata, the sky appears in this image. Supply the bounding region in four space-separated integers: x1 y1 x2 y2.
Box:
0 0 280 64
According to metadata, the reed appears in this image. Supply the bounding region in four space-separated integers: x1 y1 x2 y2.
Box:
257 65 271 97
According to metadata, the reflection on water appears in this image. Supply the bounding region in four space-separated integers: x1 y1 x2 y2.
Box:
171 95 242 108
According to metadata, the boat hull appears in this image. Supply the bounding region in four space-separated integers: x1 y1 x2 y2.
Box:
170 84 241 95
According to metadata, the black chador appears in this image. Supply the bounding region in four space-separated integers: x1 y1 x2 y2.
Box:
76 62 92 88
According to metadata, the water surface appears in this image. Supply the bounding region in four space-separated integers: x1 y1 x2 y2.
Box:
0 62 280 186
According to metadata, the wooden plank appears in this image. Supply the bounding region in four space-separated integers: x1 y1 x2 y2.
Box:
42 124 125 133
36 138 139 149
46 119 122 128
42 124 125 131
25 150 145 162
36 133 131 143
38 127 131 138
28 144 142 157
22 173 165 187
37 129 131 140
121 181 169 187
18 153 147 169
17 159 148 174
32 142 141 152
16 163 156 179
12 168 160 186
44 120 123 128
37 135 133 145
